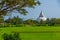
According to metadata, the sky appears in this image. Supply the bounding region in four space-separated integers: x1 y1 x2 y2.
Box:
4 0 60 20
40 0 60 18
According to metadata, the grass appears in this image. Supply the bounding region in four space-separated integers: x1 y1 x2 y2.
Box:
0 26 60 40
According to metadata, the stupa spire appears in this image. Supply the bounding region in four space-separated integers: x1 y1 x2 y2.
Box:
37 11 47 21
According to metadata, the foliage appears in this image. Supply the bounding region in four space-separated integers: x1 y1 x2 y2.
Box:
1 18 60 27
24 19 38 25
46 18 60 26
0 16 4 23
0 0 40 25
39 20 46 26
0 0 40 16
3 33 21 40
5 16 23 25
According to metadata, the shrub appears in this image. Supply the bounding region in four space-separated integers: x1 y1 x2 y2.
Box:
2 33 21 40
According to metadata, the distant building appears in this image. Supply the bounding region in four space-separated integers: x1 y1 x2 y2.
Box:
37 11 47 22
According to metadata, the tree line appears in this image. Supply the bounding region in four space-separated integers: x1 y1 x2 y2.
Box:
0 16 60 27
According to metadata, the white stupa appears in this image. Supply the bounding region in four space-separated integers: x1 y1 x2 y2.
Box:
37 11 47 21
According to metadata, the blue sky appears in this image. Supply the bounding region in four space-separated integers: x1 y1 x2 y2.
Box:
4 0 60 20
40 0 60 18
23 0 60 20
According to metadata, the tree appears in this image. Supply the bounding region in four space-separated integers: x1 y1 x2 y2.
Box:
24 19 39 25
5 16 23 24
39 20 46 26
0 16 4 23
24 19 33 25
46 18 56 26
46 18 50 25
0 0 40 24
0 0 40 16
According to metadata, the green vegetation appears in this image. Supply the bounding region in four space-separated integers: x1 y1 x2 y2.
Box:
0 0 40 23
2 18 60 27
0 0 40 17
0 0 60 40
0 26 60 40
3 33 21 40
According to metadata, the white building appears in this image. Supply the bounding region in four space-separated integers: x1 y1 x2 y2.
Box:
37 11 47 22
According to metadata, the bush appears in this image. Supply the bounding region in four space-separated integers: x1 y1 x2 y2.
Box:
3 33 21 40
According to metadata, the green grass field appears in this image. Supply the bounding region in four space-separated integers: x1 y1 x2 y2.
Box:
0 26 60 40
